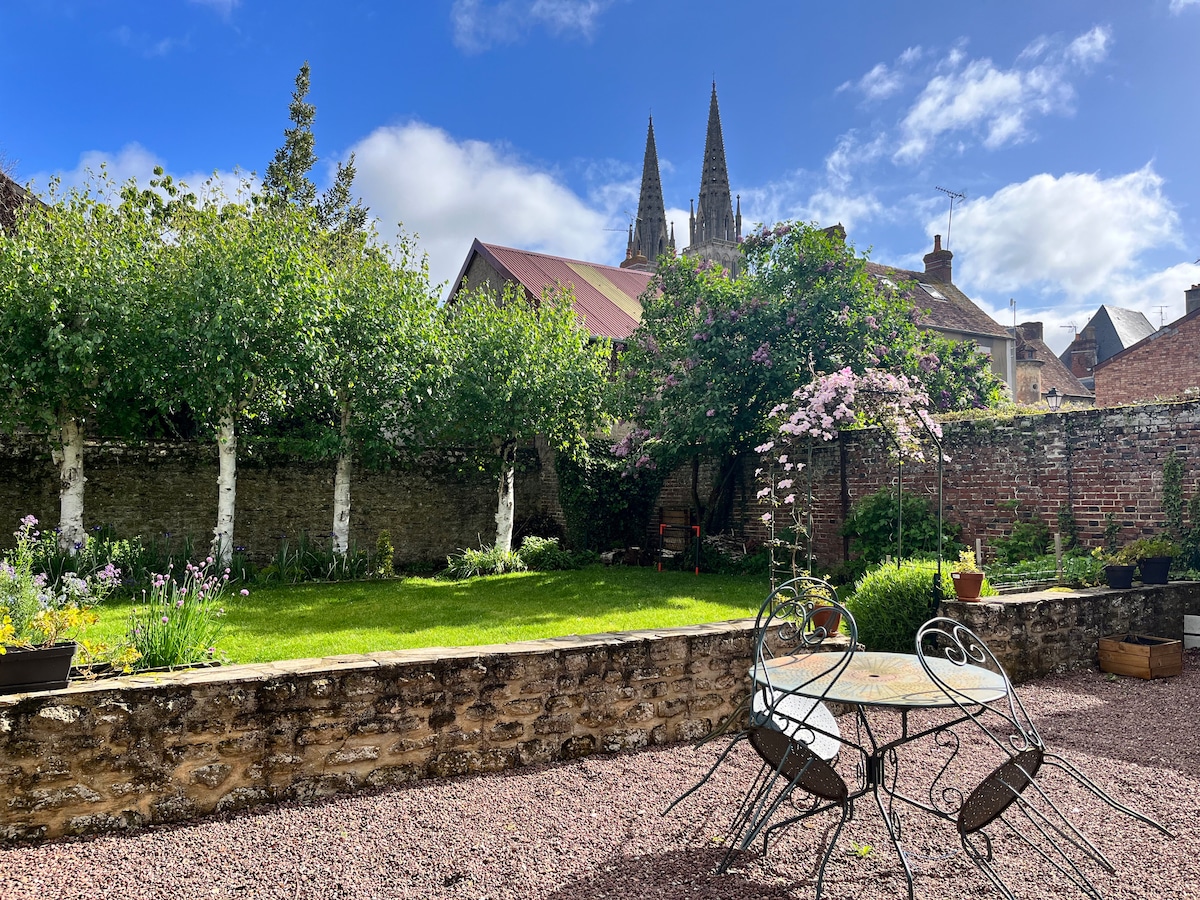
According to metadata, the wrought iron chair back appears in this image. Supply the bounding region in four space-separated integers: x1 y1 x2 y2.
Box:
915 616 1174 900
665 577 860 895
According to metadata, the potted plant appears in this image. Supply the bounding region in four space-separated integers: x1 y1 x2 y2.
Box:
950 550 985 601
1093 547 1136 590
1122 536 1179 585
1 516 116 694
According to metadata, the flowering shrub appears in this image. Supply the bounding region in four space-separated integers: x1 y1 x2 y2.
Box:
757 369 944 587
127 559 230 668
0 516 119 650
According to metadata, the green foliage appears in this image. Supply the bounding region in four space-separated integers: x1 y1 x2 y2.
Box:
434 284 612 552
127 561 229 668
992 519 1051 564
840 488 963 579
846 559 994 653
443 546 528 580
907 331 1008 412
1056 503 1080 551
1 516 118 648
1184 495 1200 571
557 443 664 551
1103 512 1121 554
1163 451 1184 539
258 534 373 584
1120 536 1180 561
986 552 1103 589
517 536 579 571
263 62 318 208
376 531 395 578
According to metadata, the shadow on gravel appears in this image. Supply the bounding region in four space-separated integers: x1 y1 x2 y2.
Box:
542 847 803 900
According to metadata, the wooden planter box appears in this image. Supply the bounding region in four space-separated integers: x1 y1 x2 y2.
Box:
1098 633 1183 680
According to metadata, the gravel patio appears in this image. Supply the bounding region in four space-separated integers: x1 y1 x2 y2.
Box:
4 652 1197 900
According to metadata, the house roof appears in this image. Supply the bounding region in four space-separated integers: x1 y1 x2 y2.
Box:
1093 303 1200 372
863 261 1010 340
1060 305 1156 368
451 240 653 341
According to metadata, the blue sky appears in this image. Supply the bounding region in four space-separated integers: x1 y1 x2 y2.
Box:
3 0 1199 353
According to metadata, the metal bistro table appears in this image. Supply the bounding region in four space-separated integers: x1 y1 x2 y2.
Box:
753 651 1009 897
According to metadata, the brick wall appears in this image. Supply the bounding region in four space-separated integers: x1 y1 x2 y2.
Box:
1093 309 1200 406
0 436 563 565
688 400 1200 566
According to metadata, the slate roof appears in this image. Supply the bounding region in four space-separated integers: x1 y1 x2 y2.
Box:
450 240 653 341
864 261 1010 340
1060 305 1156 368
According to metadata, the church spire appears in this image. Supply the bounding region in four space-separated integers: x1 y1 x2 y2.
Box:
624 116 672 270
685 83 741 275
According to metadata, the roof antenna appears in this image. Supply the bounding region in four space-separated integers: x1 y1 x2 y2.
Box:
1061 324 1078 341
1154 305 1169 327
1009 298 1016 328
935 186 966 249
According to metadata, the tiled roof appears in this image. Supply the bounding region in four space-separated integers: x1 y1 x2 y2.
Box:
453 241 653 340
1014 332 1094 400
864 262 1010 340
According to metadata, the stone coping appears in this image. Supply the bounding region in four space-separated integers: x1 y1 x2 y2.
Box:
0 617 762 705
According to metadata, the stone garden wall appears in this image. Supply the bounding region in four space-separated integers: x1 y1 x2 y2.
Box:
0 436 563 565
2 582 1197 844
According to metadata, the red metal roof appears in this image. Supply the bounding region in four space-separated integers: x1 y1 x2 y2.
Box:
461 241 654 340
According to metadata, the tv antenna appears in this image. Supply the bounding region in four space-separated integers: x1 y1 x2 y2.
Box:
1061 324 1078 340
935 186 966 248
604 210 640 233
1009 298 1016 328
1154 305 1170 327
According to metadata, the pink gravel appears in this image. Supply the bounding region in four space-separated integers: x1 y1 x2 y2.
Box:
3 653 1197 900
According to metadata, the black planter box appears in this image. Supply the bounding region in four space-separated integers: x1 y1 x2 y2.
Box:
0 642 77 694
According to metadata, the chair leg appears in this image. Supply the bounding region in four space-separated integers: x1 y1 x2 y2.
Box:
1044 754 1176 838
813 803 850 900
961 831 1021 900
662 733 747 817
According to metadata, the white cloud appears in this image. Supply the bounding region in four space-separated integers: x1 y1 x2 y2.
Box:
451 0 615 52
25 143 253 205
846 63 903 100
350 122 620 290
933 165 1200 354
1170 0 1200 12
894 26 1111 162
188 0 239 15
944 166 1178 298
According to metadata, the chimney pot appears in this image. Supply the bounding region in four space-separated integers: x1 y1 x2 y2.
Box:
923 234 954 283
1187 284 1200 316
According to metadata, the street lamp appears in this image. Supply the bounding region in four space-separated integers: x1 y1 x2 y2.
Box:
1043 387 1062 411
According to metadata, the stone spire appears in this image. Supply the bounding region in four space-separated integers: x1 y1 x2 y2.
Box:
685 83 741 275
623 116 672 271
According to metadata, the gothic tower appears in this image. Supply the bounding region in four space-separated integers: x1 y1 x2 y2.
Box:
685 83 741 276
622 116 674 271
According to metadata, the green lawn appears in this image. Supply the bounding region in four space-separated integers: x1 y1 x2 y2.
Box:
89 567 767 664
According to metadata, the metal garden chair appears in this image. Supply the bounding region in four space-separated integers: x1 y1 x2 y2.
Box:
666 576 860 890
915 617 1175 900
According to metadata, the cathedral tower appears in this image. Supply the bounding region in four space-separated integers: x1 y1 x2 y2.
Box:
622 116 674 271
685 83 741 275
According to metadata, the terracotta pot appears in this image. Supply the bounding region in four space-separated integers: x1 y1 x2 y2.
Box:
1103 564 1136 590
810 606 842 634
1138 556 1172 585
951 571 984 601
0 642 76 694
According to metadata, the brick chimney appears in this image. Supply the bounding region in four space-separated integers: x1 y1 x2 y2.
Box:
1068 325 1098 379
1187 283 1200 316
923 234 953 283
1016 321 1043 343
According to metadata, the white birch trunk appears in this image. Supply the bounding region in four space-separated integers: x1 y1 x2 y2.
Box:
494 441 516 553
55 415 87 554
332 396 352 556
212 412 238 567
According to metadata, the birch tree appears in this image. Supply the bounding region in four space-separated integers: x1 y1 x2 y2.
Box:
0 176 152 552
310 230 440 554
436 285 610 553
160 191 322 566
